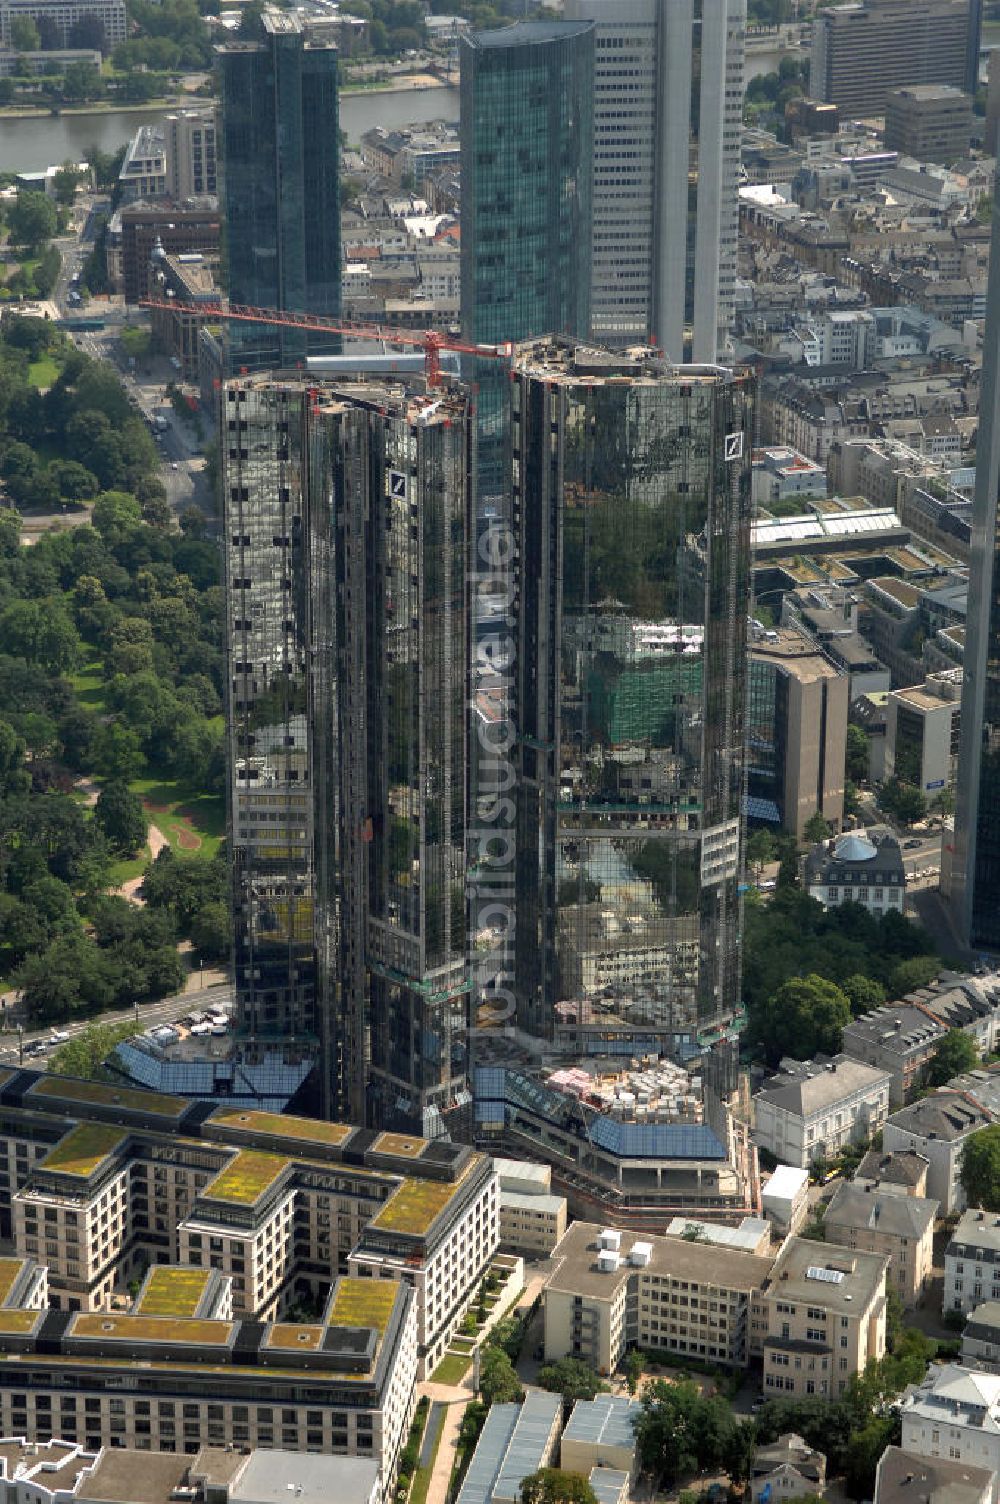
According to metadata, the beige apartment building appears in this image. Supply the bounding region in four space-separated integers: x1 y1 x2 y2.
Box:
494 1159 568 1256
760 1236 888 1400
543 1222 774 1375
824 1182 938 1307
0 1073 499 1378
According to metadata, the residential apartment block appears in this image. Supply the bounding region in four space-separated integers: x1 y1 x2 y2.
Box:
752 1054 892 1169
900 1365 1000 1491
946 1211 1000 1316
883 1092 993 1214
760 1237 888 1400
0 1071 498 1378
962 1301 1000 1373
543 1221 774 1375
824 1182 938 1307
842 1003 946 1108
874 1446 994 1504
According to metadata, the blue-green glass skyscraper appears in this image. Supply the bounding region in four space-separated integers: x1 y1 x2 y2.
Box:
460 20 594 350
219 8 340 371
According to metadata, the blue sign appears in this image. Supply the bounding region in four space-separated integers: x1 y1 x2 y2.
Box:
926 779 945 790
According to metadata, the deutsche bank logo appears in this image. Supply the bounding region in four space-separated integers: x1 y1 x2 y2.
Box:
724 432 743 462
390 471 407 498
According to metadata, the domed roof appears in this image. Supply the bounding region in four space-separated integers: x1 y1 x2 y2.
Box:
834 832 877 862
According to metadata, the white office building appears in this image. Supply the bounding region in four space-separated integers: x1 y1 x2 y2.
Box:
562 0 745 360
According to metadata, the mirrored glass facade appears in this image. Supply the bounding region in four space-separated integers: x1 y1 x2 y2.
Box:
219 9 340 372
223 378 473 1129
510 340 754 1054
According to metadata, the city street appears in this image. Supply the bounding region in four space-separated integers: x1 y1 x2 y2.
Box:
0 981 233 1067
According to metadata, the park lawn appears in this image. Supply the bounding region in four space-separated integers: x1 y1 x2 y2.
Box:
68 661 107 713
27 354 60 390
131 775 224 859
106 846 151 888
431 1351 470 1385
28 354 60 389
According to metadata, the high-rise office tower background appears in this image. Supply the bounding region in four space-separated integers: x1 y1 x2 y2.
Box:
460 20 594 505
510 339 755 1051
218 8 340 371
224 376 474 1131
563 0 746 361
459 20 594 350
950 170 1000 956
809 0 971 116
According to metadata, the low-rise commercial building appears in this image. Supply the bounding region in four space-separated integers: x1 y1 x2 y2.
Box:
884 84 972 165
474 1067 757 1230
900 1366 1000 1492
0 0 124 49
748 627 848 838
753 1055 892 1169
760 1236 888 1400
543 1222 774 1375
824 1182 938 1307
761 1165 810 1234
493 1159 567 1257
0 1263 416 1494
0 1071 498 1379
885 674 962 799
559 1396 640 1481
946 1210 1000 1316
883 1092 993 1214
455 1394 562 1504
804 829 906 918
874 1445 994 1504
751 447 828 507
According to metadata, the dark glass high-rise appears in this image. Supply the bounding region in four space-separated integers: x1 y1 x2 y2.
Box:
509 340 755 1053
218 8 340 372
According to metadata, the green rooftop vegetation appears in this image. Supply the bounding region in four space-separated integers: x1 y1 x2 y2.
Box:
31 1076 187 1119
0 1260 26 1308
71 1314 234 1345
210 1108 354 1149
136 1267 212 1318
373 1131 428 1160
40 1123 127 1178
265 1323 325 1350
0 1310 42 1335
203 1149 290 1204
327 1278 398 1336
370 1174 460 1237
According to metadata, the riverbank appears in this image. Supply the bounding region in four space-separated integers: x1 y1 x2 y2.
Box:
0 98 183 121
341 71 445 94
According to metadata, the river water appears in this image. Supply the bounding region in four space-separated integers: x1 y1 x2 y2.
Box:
0 54 797 175
0 84 462 173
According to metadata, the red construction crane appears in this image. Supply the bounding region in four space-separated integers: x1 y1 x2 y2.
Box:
139 298 513 388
